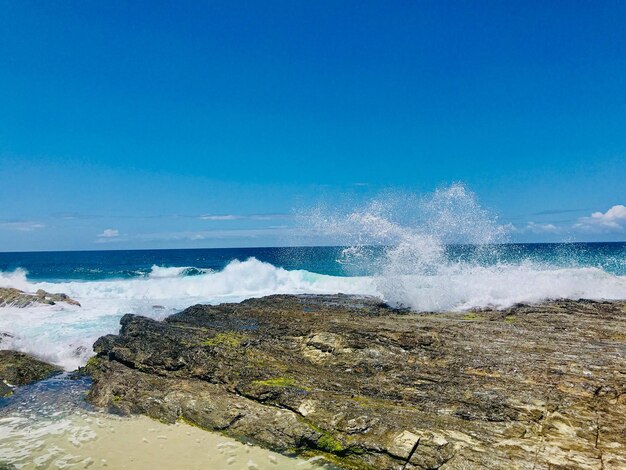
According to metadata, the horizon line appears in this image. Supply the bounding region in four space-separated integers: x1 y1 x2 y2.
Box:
1 240 625 256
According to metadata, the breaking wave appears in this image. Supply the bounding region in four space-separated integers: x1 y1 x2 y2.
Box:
0 259 372 370
146 265 212 278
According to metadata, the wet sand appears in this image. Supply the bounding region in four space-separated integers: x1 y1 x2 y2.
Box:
0 375 326 470
0 413 325 469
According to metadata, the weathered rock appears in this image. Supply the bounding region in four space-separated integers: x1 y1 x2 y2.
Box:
0 350 62 396
86 295 626 469
0 287 80 308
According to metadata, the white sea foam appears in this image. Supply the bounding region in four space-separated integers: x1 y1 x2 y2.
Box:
375 262 626 312
0 259 373 370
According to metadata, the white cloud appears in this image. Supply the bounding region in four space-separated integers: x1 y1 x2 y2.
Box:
135 227 305 242
574 205 626 233
51 212 99 220
0 221 46 231
199 213 291 221
97 228 119 238
199 215 241 221
524 222 559 234
507 222 559 234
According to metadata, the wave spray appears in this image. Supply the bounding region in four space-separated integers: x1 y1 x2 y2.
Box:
307 183 625 311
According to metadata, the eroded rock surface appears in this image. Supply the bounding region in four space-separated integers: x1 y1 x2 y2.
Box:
0 287 80 308
86 295 626 469
0 350 62 396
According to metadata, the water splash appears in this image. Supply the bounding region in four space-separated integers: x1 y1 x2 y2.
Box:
305 183 625 310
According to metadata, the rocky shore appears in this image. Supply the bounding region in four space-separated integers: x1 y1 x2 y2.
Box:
0 349 62 397
0 288 75 397
0 287 80 308
84 294 626 469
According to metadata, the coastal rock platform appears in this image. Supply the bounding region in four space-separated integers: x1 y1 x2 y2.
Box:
86 295 626 469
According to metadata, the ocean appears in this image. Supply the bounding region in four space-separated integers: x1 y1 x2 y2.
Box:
0 243 625 371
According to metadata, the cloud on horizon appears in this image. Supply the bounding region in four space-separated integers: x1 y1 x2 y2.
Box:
46 212 293 222
0 221 46 232
574 205 626 233
508 221 560 235
198 215 241 221
134 226 306 242
51 212 102 220
97 228 120 238
524 222 560 234
198 213 292 221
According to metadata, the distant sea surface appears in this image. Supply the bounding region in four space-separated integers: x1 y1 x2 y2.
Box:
0 243 625 369
1 243 626 280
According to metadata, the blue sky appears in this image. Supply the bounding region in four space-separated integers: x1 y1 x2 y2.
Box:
1 0 625 251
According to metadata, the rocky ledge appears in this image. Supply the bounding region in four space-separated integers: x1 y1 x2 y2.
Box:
0 287 80 308
85 295 626 469
0 350 63 397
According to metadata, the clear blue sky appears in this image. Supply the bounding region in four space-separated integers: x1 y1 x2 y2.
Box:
1 0 625 251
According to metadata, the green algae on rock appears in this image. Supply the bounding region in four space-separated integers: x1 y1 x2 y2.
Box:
0 350 62 396
85 295 626 469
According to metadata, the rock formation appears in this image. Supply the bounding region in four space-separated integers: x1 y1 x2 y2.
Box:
86 295 626 469
0 287 80 308
0 350 62 397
